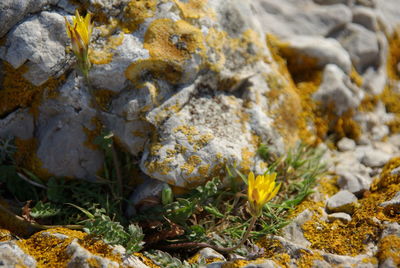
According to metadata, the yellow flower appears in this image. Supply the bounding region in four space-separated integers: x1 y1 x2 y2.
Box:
247 171 281 217
65 10 93 77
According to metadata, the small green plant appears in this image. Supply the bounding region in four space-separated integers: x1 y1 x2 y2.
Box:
144 250 204 268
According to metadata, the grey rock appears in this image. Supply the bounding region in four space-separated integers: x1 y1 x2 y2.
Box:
280 36 352 74
126 178 167 217
88 0 129 17
326 190 358 214
0 0 58 38
89 34 149 92
360 148 391 168
327 212 352 223
381 222 400 239
388 134 400 148
1 11 70 86
352 6 378 31
337 170 371 196
362 66 387 95
0 241 36 267
243 260 280 268
332 23 380 73
371 124 389 141
320 252 376 268
380 258 397 268
391 167 400 176
314 0 353 5
313 64 364 115
376 0 400 35
196 248 226 262
282 209 313 247
36 74 103 180
0 108 34 140
67 239 119 267
252 0 352 37
337 137 356 151
355 0 376 7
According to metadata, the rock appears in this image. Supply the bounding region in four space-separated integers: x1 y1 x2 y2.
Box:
0 0 58 38
337 137 356 151
242 260 280 268
195 248 226 263
252 0 352 37
314 0 353 5
331 23 380 73
362 66 387 95
89 34 150 92
327 212 352 223
126 178 168 217
67 239 120 267
326 190 358 214
1 11 70 86
371 124 389 141
313 64 364 115
320 252 377 268
36 74 103 180
280 37 352 74
376 0 400 35
381 222 400 239
0 108 34 140
337 170 371 197
360 148 391 168
281 209 313 247
352 6 378 31
0 241 36 267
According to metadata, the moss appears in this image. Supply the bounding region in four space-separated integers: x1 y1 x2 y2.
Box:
377 235 400 267
93 89 116 111
121 0 157 33
1 61 65 118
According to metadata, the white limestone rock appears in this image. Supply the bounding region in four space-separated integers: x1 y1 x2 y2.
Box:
281 209 313 247
0 241 37 268
337 137 356 151
313 64 364 115
1 11 70 86
327 212 352 223
337 170 371 196
352 6 379 32
326 190 358 214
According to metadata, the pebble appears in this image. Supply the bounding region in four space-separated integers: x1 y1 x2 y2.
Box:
337 137 356 151
326 190 358 214
327 212 352 223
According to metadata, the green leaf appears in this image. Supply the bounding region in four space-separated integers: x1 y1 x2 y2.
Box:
30 201 61 218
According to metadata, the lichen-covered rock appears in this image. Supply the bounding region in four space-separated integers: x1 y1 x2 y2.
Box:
0 108 34 140
281 209 313 247
327 212 352 223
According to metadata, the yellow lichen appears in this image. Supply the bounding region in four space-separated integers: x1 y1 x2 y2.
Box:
93 89 116 111
198 164 210 177
144 18 205 62
1 61 64 118
0 229 12 242
172 0 213 19
371 157 400 190
180 155 202 175
377 235 400 267
121 0 157 33
18 228 121 267
133 253 160 268
89 32 124 65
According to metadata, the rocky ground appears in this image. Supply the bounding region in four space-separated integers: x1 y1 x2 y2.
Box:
1 0 400 267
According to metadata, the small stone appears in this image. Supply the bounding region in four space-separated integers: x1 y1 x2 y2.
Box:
326 190 358 214
361 149 391 168
313 64 364 115
337 137 356 151
243 260 280 268
352 6 378 31
197 247 225 262
337 171 371 197
327 212 352 223
371 125 389 141
0 241 36 267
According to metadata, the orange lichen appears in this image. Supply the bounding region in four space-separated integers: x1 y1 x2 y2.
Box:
89 32 124 65
377 235 400 267
173 0 212 19
82 117 103 151
386 28 400 81
1 61 64 118
317 176 339 198
350 66 364 87
144 18 205 62
133 253 160 268
93 89 116 111
121 0 157 33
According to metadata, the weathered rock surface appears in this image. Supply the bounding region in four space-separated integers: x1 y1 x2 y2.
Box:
326 190 358 214
0 241 36 267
